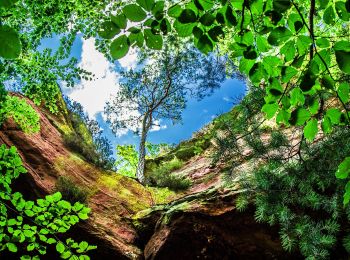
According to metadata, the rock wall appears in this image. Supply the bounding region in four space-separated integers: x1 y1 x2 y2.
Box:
0 95 301 259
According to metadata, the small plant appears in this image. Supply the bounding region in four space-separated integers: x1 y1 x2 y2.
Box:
0 145 96 259
115 144 138 178
148 157 191 191
115 142 173 178
1 95 40 133
55 176 89 204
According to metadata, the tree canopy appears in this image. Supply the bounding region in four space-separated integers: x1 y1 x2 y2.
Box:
98 0 350 202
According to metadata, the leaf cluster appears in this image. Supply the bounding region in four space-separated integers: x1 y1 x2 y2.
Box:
0 144 96 259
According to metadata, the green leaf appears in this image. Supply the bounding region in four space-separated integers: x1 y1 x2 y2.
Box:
322 116 332 134
196 34 213 54
27 243 35 251
243 47 257 60
235 31 254 46
262 103 279 119
136 0 154 11
196 0 214 10
256 35 269 52
338 82 350 103
111 14 127 29
268 27 292 46
249 62 266 83
296 35 312 56
78 213 89 220
304 119 318 141
144 29 163 50
56 242 65 254
98 21 120 39
317 0 330 9
268 79 283 96
110 35 129 59
273 0 291 12
343 181 350 205
199 13 215 26
262 56 282 77
308 98 320 115
192 26 203 39
276 110 291 124
123 4 147 22
178 9 197 23
300 71 316 92
225 5 237 26
334 41 350 52
320 75 335 90
323 5 336 24
280 40 295 62
326 108 342 125
334 41 350 74
335 1 350 21
79 241 89 251
173 20 196 37
0 0 18 8
316 38 330 48
23 229 35 237
129 32 144 48
281 66 298 83
160 18 171 35
152 1 164 20
7 243 17 252
289 108 311 126
47 238 56 244
168 5 182 18
216 12 225 24
208 26 224 42
52 192 62 202
0 25 21 59
336 157 350 179
290 88 305 106
61 251 72 259
239 58 255 74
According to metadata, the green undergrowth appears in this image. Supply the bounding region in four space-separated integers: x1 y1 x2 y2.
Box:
145 129 212 171
147 157 192 191
55 176 90 205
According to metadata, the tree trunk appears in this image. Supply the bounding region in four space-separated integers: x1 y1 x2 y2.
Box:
136 115 150 184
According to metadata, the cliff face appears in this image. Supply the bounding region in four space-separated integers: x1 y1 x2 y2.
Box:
0 94 153 259
0 95 297 259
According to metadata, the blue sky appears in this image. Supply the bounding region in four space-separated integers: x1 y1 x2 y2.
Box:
40 35 246 151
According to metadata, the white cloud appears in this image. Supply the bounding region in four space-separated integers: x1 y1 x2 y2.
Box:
62 38 139 136
223 96 231 102
150 120 167 132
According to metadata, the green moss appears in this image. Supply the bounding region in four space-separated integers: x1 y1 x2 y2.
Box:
97 174 151 212
146 186 177 204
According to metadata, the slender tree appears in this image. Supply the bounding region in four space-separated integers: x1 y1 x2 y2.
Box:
105 44 226 183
